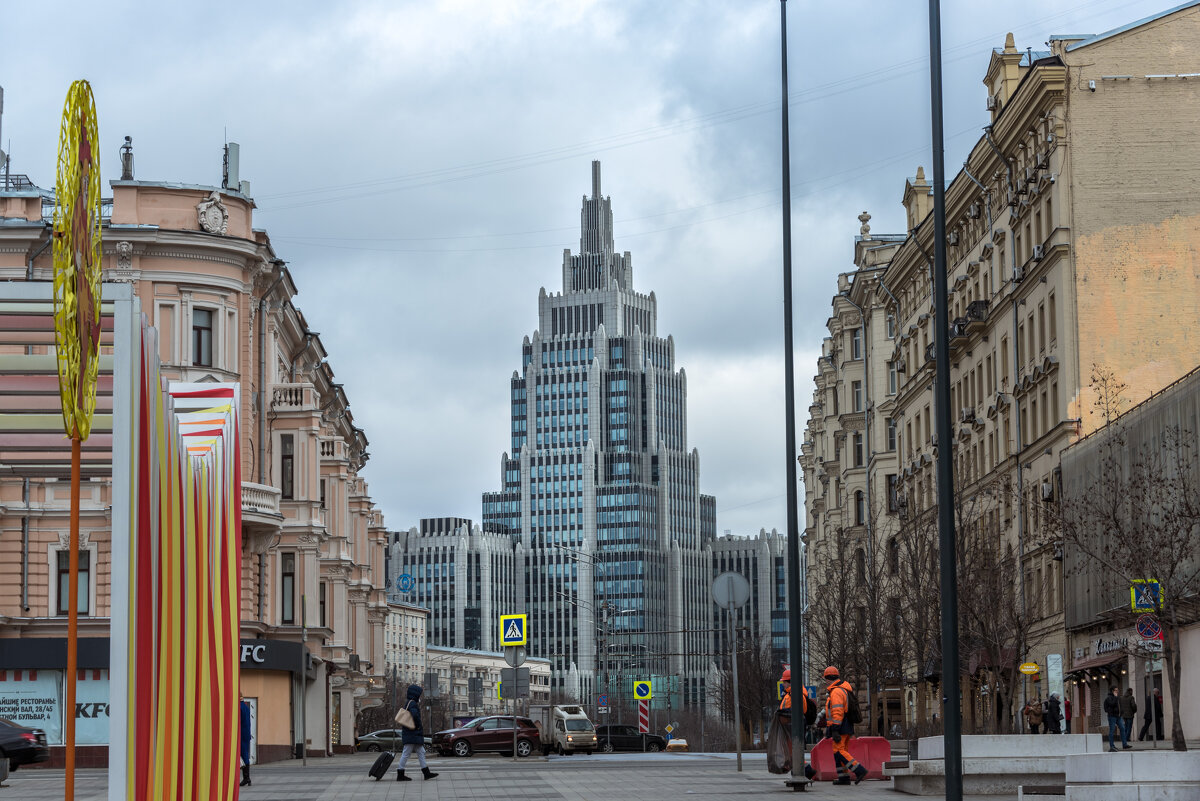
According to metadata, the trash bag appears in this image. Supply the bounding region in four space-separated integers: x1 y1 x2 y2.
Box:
767 709 792 774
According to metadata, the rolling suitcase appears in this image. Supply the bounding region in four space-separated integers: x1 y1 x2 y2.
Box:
369 750 395 780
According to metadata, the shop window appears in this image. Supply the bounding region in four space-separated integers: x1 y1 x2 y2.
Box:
56 550 91 616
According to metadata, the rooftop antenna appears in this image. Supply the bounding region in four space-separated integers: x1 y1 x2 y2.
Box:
0 86 7 188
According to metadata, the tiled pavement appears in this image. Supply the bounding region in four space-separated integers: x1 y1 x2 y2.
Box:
4 750 1021 800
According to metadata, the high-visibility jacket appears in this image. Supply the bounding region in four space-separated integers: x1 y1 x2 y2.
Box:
780 687 791 711
826 679 853 724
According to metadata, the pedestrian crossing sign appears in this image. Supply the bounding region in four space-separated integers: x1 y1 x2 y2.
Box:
633 680 652 700
500 614 528 646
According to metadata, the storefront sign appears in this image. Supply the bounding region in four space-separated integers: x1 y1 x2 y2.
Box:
239 639 314 677
1092 632 1131 656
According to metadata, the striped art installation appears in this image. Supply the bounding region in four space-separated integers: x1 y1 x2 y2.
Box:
123 319 243 800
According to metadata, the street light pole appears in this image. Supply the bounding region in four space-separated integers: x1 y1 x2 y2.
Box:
927 2 963 798
779 0 808 791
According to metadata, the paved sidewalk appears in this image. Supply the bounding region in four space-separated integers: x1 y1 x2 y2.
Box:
3 751 1020 800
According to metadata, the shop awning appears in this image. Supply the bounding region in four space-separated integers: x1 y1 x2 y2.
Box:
1065 653 1123 675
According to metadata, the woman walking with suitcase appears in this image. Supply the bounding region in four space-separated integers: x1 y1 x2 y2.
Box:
394 684 437 781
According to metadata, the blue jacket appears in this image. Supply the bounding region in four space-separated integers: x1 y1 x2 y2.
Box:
400 685 424 745
239 701 252 763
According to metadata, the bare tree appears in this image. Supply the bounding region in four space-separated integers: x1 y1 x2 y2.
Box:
1059 424 1200 752
1090 363 1129 425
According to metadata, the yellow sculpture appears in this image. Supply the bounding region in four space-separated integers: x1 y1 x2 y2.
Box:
52 80 103 440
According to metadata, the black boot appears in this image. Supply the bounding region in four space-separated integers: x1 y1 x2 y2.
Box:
396 769 411 781
240 766 251 787
833 777 852 785
853 764 869 785
422 766 439 780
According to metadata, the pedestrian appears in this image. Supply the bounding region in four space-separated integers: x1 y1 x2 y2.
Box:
1023 700 1043 734
1103 686 1122 752
1138 688 1164 742
1118 688 1137 749
1064 697 1072 734
395 684 438 781
1045 693 1062 734
239 693 252 787
821 666 868 786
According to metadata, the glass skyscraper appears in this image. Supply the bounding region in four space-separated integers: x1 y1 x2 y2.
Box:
482 162 717 708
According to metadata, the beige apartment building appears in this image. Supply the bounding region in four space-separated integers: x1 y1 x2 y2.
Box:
803 3 1200 735
0 145 392 762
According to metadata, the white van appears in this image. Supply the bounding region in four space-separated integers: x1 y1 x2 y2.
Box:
529 704 598 755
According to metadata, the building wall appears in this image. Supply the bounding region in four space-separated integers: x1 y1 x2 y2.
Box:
1059 9 1200 428
0 154 391 762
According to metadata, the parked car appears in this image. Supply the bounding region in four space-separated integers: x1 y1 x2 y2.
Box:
595 724 666 753
356 729 404 752
0 717 50 771
432 715 540 757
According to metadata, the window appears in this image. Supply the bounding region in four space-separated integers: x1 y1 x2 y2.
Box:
854 547 866 583
851 328 862 360
192 308 213 367
886 474 899 512
853 432 863 467
852 381 863 412
887 362 897 395
888 536 899 575
886 315 896 339
854 491 865 526
319 581 327 628
886 417 897 451
280 434 295 500
56 550 91 616
281 552 296 625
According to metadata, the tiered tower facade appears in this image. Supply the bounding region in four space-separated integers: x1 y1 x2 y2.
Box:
482 162 716 707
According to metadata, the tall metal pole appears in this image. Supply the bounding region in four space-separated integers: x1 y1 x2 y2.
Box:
779 0 808 790
66 435 81 801
927 2 962 798
301 593 308 766
729 612 743 772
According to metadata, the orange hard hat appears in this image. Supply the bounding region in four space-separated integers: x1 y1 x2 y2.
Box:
823 666 840 679
781 669 791 682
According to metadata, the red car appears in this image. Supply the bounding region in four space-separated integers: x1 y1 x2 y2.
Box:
433 715 539 757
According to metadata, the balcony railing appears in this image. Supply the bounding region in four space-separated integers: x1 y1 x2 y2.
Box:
242 482 282 519
271 383 316 411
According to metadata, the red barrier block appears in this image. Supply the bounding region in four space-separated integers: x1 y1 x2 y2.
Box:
806 736 891 781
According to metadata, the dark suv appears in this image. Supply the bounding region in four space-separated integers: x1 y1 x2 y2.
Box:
0 718 50 772
433 715 539 757
595 724 666 753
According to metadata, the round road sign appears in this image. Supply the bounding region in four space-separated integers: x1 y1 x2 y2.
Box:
1136 614 1162 640
711 571 751 610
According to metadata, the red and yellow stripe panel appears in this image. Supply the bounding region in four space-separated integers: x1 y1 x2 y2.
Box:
126 318 241 801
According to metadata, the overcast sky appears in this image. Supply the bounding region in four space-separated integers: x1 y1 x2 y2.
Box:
2 0 1170 537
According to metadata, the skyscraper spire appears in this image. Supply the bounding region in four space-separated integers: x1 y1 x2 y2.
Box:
579 160 614 258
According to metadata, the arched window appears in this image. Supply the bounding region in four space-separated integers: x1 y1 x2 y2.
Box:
854 490 865 525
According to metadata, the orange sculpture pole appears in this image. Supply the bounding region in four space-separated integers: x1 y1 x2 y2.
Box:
51 80 101 801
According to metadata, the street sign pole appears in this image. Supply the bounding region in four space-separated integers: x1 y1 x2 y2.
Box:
729 608 742 772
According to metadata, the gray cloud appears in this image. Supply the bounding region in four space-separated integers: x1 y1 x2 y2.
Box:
2 0 1167 535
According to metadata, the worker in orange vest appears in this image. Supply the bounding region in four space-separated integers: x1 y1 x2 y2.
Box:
823 666 868 785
